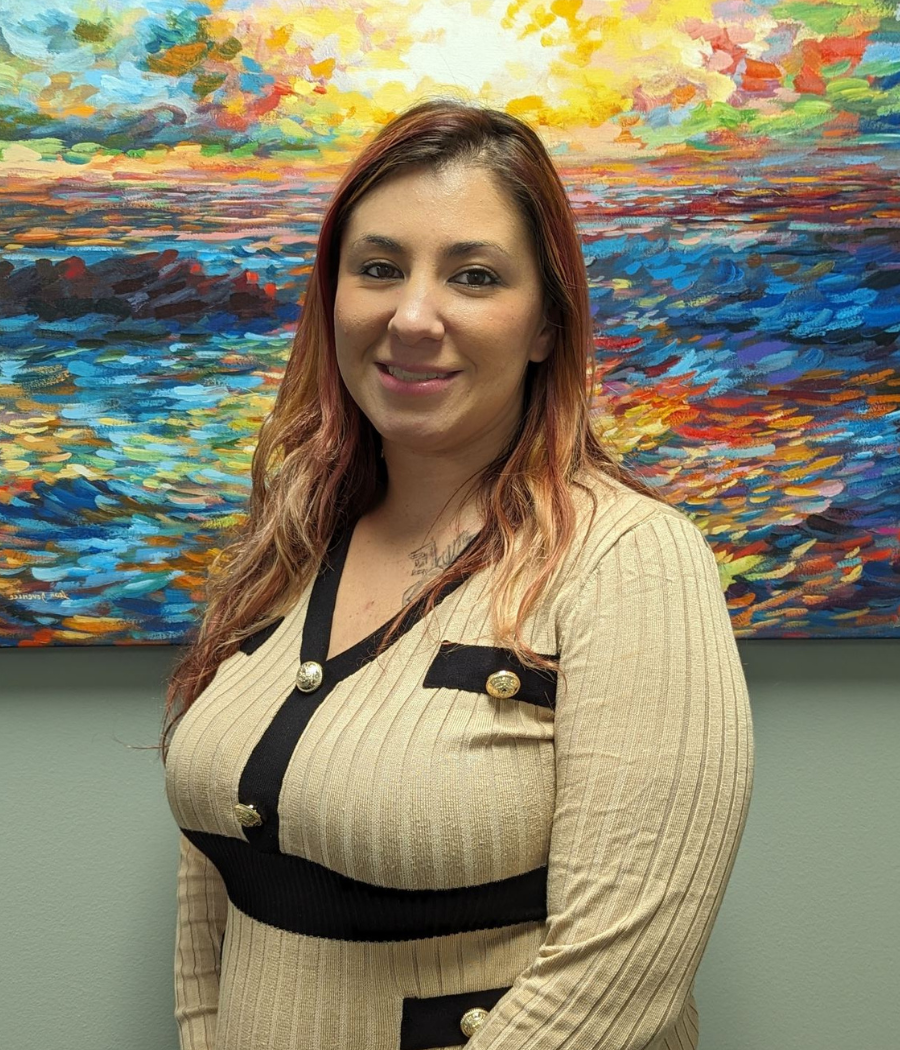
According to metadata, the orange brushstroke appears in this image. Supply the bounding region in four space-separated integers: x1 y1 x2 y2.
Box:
744 59 781 80
309 57 336 78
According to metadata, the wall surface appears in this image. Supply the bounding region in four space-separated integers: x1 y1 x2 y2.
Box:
3 640 898 1050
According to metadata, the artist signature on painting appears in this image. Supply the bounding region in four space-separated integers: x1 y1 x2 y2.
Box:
9 590 70 601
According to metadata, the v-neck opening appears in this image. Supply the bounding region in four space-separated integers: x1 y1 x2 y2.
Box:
301 521 481 676
236 523 482 855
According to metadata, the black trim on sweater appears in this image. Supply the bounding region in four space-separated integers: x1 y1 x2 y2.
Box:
182 828 547 942
400 986 511 1049
423 641 558 709
238 618 285 655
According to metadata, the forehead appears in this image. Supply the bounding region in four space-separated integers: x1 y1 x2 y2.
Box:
341 161 532 250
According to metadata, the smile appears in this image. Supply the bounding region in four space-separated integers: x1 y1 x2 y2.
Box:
386 365 446 381
375 362 459 395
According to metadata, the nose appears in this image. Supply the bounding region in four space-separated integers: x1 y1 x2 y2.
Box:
386 275 445 344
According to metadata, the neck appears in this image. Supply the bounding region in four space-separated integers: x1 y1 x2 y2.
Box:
371 440 504 546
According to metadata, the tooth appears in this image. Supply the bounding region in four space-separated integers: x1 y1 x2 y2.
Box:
389 367 442 381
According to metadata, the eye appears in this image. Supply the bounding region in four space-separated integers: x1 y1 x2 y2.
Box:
453 267 500 288
358 262 400 280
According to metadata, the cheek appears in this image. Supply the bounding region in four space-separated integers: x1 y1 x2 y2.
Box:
332 288 355 341
334 293 384 351
490 298 541 336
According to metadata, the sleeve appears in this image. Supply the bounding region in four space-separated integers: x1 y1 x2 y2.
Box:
467 513 755 1050
173 832 229 1050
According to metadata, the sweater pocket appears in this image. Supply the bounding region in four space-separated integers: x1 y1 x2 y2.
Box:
423 641 558 710
399 986 511 1049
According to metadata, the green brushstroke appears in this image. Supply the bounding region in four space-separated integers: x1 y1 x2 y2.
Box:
772 2 848 35
73 19 111 44
828 77 900 114
771 1 865 36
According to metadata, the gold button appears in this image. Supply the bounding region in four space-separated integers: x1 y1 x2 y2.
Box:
234 803 263 828
486 669 521 699
296 661 324 692
460 1007 489 1038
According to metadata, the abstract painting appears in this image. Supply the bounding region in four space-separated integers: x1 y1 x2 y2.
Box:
1 0 898 644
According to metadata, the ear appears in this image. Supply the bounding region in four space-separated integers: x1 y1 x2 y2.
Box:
528 314 554 364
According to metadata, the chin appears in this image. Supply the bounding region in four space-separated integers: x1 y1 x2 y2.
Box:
378 422 455 455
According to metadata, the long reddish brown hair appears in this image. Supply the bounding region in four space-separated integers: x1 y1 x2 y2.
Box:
162 97 668 756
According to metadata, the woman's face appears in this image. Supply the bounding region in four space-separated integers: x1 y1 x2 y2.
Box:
333 161 552 462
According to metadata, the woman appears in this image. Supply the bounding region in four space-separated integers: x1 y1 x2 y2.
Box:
163 98 754 1050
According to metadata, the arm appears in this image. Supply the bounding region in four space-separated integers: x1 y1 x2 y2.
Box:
469 513 755 1049
174 832 229 1050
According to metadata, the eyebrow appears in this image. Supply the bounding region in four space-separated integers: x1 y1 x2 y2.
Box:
348 234 513 260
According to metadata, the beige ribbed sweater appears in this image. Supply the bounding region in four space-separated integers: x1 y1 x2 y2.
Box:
165 473 754 1050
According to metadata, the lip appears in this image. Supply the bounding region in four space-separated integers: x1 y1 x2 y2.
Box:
375 361 460 396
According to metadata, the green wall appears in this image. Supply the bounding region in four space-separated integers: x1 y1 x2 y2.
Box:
3 640 897 1050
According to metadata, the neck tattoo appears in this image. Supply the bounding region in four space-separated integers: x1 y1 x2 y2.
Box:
402 529 479 606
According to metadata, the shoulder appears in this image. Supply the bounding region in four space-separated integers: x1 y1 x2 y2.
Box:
563 469 711 579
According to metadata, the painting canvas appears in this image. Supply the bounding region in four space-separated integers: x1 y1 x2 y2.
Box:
1 0 898 646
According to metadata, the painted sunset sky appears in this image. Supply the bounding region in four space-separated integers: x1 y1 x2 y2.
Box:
0 0 897 163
